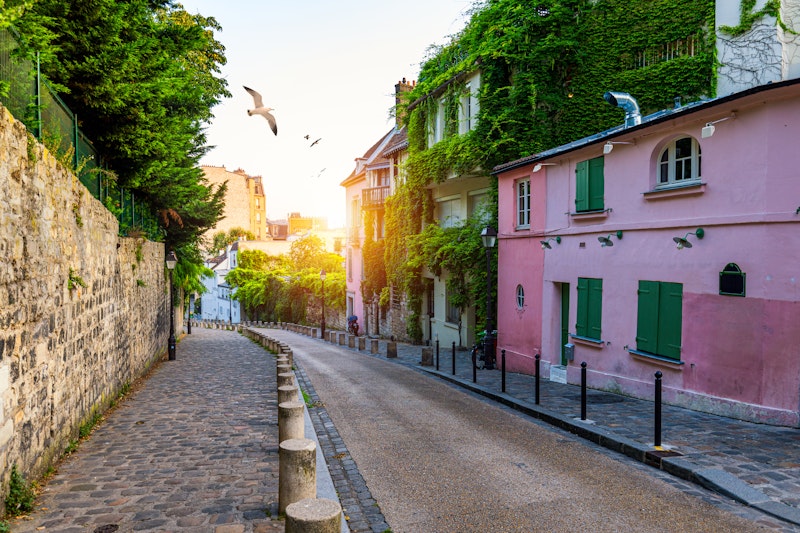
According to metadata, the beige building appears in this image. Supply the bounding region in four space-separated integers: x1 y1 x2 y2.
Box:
202 165 268 240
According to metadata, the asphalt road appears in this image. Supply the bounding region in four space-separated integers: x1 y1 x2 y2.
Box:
287 334 774 533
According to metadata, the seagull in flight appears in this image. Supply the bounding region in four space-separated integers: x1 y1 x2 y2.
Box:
310 137 321 147
244 86 277 136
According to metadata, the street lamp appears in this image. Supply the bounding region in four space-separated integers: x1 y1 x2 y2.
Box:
480 225 497 370
320 269 326 340
166 250 178 361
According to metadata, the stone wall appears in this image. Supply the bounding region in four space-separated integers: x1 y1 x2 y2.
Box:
0 106 171 510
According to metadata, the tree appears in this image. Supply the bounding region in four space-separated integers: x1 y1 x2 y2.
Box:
209 227 256 256
15 0 231 256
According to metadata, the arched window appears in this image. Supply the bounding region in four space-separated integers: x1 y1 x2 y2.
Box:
658 136 701 186
516 284 525 309
719 263 746 297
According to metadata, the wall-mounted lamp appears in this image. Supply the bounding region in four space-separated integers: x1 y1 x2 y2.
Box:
603 141 634 155
598 230 623 247
540 236 561 250
701 113 736 138
673 228 704 249
533 162 558 172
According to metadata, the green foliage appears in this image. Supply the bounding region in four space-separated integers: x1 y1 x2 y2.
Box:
67 267 86 290
226 247 345 324
14 1 230 254
4 465 35 517
208 226 256 256
383 0 715 339
719 0 781 36
136 279 146 287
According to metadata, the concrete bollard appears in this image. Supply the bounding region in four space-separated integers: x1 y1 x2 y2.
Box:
338 333 346 346
278 372 295 388
370 339 379 354
285 498 342 533
387 341 397 359
279 438 317 514
278 400 306 443
421 347 433 366
278 385 299 405
348 335 355 349
358 336 366 351
277 364 292 377
284 350 294 367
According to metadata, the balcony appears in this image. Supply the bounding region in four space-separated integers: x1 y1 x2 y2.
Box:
362 186 390 210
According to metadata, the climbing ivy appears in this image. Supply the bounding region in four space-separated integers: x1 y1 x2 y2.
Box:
384 0 717 341
719 0 782 36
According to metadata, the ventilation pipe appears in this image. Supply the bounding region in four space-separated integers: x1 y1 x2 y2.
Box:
603 91 641 127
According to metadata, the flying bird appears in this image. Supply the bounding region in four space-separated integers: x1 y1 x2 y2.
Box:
310 137 321 147
244 86 277 136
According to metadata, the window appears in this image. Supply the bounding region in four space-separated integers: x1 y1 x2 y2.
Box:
636 281 683 360
576 278 603 340
719 263 746 297
575 156 604 212
516 285 525 309
438 198 461 228
446 289 460 324
658 137 701 186
516 179 530 228
468 191 488 221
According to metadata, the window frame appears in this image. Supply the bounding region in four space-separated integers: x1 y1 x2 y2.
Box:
516 284 525 309
657 136 701 188
516 179 531 229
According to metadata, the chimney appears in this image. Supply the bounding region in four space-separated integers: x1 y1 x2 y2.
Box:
394 77 415 127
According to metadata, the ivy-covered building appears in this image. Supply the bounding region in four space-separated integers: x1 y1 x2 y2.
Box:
493 2 800 426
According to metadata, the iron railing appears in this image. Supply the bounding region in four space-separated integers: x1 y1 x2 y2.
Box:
0 28 160 240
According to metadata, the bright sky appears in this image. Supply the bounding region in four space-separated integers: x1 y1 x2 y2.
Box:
178 0 475 228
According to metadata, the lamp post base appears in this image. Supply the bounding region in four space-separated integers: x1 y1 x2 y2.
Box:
168 334 176 361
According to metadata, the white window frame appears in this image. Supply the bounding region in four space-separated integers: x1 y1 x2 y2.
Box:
437 196 461 229
657 136 701 188
516 179 531 229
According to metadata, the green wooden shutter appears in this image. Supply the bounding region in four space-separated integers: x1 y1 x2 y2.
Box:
657 282 683 360
588 278 603 340
576 277 588 336
575 160 589 212
636 280 659 353
588 157 605 211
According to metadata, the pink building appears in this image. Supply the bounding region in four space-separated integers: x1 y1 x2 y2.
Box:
494 79 800 427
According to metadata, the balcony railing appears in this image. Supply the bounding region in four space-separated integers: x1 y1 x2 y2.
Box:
362 185 390 209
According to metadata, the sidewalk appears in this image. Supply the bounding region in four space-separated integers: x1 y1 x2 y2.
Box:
296 327 800 529
9 328 315 533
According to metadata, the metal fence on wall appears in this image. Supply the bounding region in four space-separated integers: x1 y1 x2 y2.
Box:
0 28 160 240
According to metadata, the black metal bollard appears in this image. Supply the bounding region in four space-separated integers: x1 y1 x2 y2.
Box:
472 348 477 383
435 339 440 371
452 341 456 376
501 349 506 392
580 362 587 421
655 371 663 447
535 354 540 405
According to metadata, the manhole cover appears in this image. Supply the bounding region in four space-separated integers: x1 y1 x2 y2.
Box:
94 525 119 533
